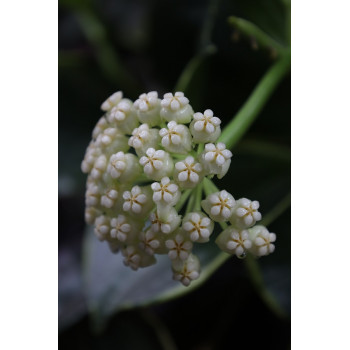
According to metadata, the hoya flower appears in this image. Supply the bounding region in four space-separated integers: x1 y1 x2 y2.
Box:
150 207 181 234
110 214 141 243
81 142 101 174
92 116 108 139
202 190 236 222
100 187 119 208
160 92 194 124
216 226 252 258
139 229 167 255
100 91 123 111
172 254 200 286
128 123 160 156
85 206 101 225
151 177 180 207
122 186 153 217
85 182 100 207
229 198 262 229
159 121 192 154
107 152 141 183
121 245 156 270
95 128 129 156
174 156 203 189
134 91 161 126
200 142 232 179
94 215 111 241
139 148 174 181
165 230 193 260
107 99 139 134
182 212 214 243
190 109 221 143
90 154 108 180
248 226 276 257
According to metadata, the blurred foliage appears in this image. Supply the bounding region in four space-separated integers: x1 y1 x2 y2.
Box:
59 0 290 348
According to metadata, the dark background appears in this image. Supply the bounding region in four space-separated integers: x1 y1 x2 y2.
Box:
59 0 290 348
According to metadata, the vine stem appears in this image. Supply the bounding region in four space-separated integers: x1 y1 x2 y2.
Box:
219 52 291 150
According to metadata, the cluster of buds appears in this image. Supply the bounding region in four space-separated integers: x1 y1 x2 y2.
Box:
82 91 276 286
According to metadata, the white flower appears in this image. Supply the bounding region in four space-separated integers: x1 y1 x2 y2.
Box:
85 182 100 207
94 215 111 241
95 128 129 156
81 141 101 174
216 226 252 257
150 207 181 234
107 152 141 183
172 254 200 286
100 91 123 111
151 177 180 206
229 198 262 229
110 215 131 242
107 99 138 134
200 142 232 179
165 231 193 260
92 116 108 139
139 229 166 255
160 92 194 124
201 190 236 222
121 245 156 270
182 212 214 243
128 124 160 156
134 91 161 126
100 188 119 208
123 186 153 216
139 148 173 181
159 121 192 154
190 109 221 143
90 154 108 180
85 206 101 225
174 156 203 189
248 226 276 257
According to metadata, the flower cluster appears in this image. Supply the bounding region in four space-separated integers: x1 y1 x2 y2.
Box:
82 91 277 286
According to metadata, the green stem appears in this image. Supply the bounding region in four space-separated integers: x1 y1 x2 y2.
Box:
175 189 193 212
219 52 291 150
244 255 287 318
193 182 203 211
228 16 286 55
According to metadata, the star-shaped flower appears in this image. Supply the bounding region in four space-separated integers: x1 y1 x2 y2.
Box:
160 92 193 124
151 177 180 206
174 156 203 188
182 212 214 242
216 226 252 258
172 254 200 286
202 190 236 222
230 198 262 229
123 186 152 216
248 226 276 256
190 109 221 143
139 148 173 181
165 231 193 260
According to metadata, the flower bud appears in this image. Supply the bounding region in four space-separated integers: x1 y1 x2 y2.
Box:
107 99 139 134
128 123 161 157
101 91 123 111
